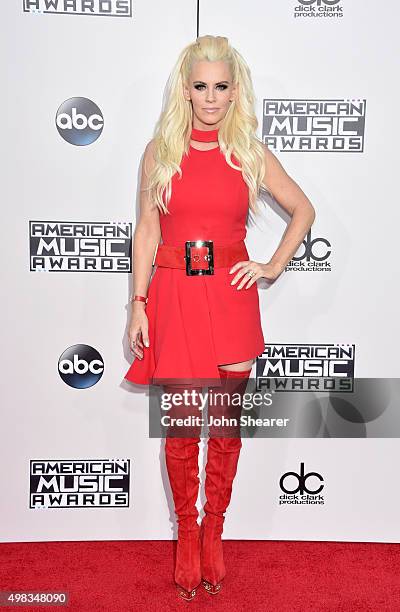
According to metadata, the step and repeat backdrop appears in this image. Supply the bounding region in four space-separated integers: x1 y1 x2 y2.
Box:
2 0 399 543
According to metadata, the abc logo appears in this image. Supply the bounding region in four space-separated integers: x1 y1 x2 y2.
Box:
58 344 104 389
55 97 104 145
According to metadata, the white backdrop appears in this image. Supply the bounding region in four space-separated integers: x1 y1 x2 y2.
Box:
1 0 399 543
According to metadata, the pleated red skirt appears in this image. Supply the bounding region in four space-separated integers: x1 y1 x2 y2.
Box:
124 143 265 386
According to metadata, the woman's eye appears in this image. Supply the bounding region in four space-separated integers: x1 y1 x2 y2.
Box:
194 84 228 91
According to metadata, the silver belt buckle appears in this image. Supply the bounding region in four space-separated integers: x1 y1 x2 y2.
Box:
185 240 214 275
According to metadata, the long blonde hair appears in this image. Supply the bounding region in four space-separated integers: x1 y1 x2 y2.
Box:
147 35 269 215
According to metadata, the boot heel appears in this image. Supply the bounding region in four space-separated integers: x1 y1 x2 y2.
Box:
176 585 198 601
201 577 222 595
200 519 224 594
173 527 201 601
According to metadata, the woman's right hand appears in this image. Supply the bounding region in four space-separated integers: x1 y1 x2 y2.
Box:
128 303 150 360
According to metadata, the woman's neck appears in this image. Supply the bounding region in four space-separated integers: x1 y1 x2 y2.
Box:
191 126 219 143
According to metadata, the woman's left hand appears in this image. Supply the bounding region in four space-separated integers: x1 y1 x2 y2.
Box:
229 260 285 290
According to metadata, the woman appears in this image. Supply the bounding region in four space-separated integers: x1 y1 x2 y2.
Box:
124 35 315 601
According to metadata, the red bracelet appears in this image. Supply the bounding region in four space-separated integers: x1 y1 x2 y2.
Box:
130 294 148 304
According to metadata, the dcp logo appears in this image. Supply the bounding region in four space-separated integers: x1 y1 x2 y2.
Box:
55 97 104 145
58 344 104 389
292 229 331 262
280 462 324 495
298 0 340 6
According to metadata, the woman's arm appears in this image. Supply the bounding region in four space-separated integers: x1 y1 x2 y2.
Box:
230 145 316 289
262 145 316 273
128 140 161 357
131 139 161 299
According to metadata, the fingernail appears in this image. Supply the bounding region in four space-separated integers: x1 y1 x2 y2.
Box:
230 280 234 285
145 341 149 347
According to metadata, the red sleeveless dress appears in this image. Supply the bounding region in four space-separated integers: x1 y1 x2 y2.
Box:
124 127 265 386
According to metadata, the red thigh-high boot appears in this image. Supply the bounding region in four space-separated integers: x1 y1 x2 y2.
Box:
163 383 204 601
200 366 252 595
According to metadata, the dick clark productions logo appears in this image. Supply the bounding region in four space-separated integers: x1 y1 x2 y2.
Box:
279 462 325 506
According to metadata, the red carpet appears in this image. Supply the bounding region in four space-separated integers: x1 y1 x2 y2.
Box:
1 540 399 611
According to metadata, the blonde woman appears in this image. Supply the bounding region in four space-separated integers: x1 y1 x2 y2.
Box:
124 35 315 601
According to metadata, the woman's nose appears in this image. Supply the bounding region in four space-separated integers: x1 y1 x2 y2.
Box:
205 88 216 102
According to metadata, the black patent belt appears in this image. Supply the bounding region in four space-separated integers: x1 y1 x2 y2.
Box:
153 239 249 276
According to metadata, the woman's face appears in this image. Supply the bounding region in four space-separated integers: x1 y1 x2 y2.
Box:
184 60 237 130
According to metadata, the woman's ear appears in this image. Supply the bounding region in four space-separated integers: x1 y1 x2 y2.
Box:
183 83 190 101
231 82 238 102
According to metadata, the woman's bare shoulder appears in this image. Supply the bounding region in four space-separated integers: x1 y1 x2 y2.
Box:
144 138 156 158
142 139 157 174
